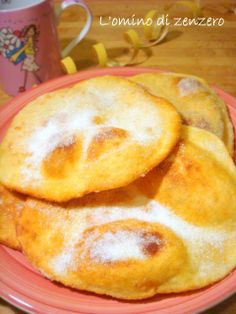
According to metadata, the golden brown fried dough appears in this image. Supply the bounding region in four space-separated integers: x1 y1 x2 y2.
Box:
0 76 181 202
18 132 236 299
135 126 236 293
0 184 25 250
18 198 187 300
136 126 236 227
131 73 234 155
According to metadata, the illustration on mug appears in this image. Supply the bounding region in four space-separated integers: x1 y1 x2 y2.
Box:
0 24 41 92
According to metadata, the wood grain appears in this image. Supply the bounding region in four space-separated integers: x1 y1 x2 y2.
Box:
1 0 236 106
1 0 236 313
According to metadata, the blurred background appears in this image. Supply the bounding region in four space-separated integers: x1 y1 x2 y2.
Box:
56 0 236 93
0 0 236 105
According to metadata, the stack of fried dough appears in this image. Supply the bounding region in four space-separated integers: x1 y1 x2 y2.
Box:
0 73 236 300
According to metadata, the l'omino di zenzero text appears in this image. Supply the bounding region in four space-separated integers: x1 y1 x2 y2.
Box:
99 14 225 27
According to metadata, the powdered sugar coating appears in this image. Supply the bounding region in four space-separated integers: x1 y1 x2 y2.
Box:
88 230 161 263
50 250 76 276
46 188 229 277
20 91 162 186
178 77 204 97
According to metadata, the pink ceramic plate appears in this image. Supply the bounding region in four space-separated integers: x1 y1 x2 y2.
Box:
0 67 235 314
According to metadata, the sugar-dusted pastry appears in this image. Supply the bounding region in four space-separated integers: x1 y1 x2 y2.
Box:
0 184 25 250
18 198 187 300
0 76 181 202
136 126 236 227
135 126 236 293
131 73 234 155
17 128 236 299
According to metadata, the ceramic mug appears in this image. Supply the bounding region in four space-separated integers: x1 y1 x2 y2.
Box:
0 0 92 95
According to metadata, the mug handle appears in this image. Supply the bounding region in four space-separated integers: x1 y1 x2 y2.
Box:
58 0 92 58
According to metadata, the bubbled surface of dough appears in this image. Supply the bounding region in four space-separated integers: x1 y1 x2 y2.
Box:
0 76 181 202
131 73 234 155
0 184 26 250
17 130 236 299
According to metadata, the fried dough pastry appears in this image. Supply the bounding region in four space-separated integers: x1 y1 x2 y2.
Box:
0 76 180 202
136 126 236 227
17 132 236 299
131 73 234 155
0 184 25 250
18 199 187 300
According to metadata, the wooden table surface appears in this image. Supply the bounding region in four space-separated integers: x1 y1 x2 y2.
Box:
0 0 236 313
